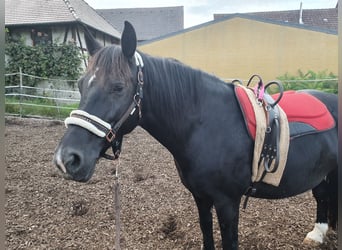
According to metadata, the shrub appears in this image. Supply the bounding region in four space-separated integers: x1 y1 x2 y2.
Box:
5 36 82 86
276 70 338 94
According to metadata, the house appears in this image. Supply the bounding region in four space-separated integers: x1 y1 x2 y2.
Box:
138 8 338 81
214 7 338 32
97 6 184 42
5 0 121 67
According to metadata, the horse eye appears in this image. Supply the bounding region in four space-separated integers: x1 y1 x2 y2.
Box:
110 83 124 93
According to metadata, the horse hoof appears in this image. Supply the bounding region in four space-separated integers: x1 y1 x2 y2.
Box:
303 222 328 246
303 237 321 246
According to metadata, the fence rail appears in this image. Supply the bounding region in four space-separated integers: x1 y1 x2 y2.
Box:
5 69 338 119
5 69 80 119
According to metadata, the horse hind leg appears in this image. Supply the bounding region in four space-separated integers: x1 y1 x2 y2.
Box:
327 169 338 230
303 171 337 245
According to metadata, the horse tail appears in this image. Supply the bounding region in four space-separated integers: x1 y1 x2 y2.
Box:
327 94 338 230
327 169 338 230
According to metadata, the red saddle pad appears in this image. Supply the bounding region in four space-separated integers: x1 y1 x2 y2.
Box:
235 87 335 139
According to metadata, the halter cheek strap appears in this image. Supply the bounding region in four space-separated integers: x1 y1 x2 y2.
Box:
134 51 144 67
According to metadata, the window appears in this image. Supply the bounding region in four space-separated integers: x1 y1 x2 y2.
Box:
31 28 52 46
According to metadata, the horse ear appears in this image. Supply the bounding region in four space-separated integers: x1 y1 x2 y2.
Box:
121 21 137 58
83 25 102 56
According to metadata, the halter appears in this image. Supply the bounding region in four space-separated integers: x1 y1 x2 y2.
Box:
64 51 144 159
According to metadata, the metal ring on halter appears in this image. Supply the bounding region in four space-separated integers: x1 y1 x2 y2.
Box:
138 70 144 84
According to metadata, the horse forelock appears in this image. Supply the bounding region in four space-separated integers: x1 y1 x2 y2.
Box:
86 45 133 85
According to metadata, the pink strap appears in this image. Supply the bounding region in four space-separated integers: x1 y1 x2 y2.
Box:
254 84 265 100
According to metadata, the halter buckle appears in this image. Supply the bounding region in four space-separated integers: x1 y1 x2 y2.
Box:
106 130 115 142
138 70 144 84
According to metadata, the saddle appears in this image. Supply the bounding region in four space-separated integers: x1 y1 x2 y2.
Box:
233 75 335 208
234 75 336 208
235 82 335 141
272 90 335 138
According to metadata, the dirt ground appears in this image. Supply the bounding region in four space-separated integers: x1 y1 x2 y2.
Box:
5 117 337 249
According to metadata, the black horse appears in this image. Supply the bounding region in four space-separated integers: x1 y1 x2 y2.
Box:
54 21 338 249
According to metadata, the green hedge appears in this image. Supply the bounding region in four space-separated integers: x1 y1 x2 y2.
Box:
276 70 338 94
5 37 82 86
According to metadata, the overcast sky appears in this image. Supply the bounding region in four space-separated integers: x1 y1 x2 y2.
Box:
85 0 337 28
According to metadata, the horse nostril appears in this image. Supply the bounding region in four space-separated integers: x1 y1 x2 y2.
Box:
64 150 82 169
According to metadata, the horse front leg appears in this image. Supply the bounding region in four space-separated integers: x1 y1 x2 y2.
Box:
194 196 215 250
214 196 241 250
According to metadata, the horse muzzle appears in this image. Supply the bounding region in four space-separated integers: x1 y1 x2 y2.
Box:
53 145 96 182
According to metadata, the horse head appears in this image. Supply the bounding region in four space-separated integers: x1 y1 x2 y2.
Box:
54 21 142 182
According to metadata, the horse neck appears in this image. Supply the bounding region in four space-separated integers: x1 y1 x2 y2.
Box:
139 55 229 153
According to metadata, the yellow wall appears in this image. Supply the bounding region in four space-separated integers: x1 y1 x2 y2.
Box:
139 17 338 82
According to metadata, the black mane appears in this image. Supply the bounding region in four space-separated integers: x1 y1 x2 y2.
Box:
142 53 230 121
